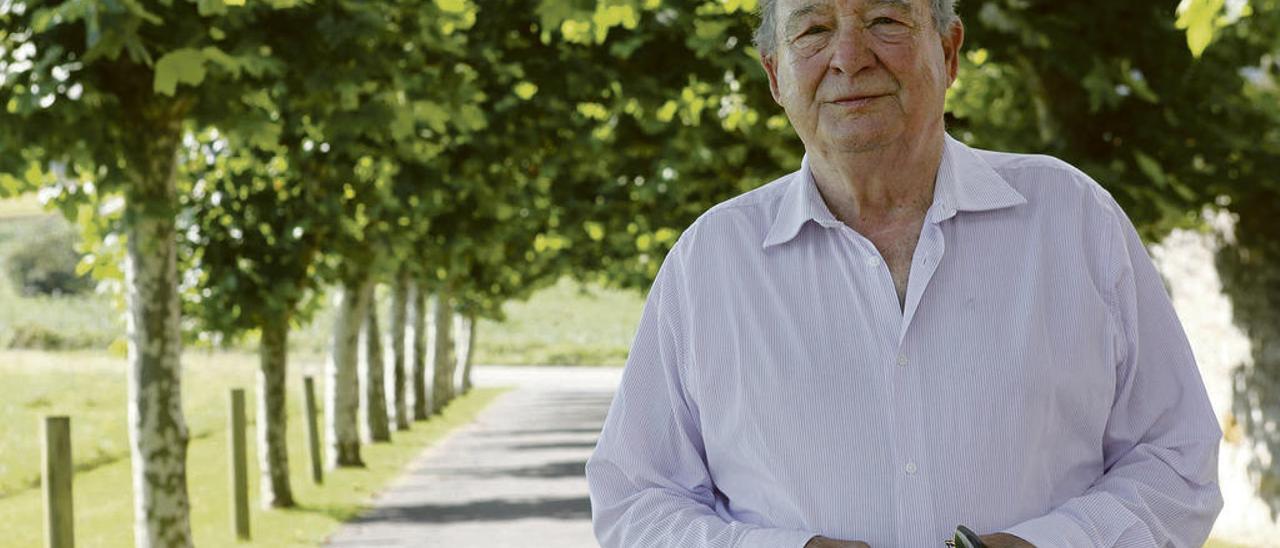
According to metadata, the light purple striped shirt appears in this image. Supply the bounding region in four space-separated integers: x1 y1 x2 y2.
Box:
586 134 1223 548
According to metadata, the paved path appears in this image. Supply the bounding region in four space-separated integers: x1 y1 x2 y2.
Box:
325 365 623 548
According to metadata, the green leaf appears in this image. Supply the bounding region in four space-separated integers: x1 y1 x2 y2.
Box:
1175 0 1226 58
120 0 163 25
390 107 415 140
458 105 488 131
416 101 450 133
435 0 467 14
200 46 241 76
514 81 539 100
1134 151 1167 187
74 257 95 277
153 48 208 96
198 0 228 16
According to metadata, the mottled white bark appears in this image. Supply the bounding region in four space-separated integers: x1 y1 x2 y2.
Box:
431 290 457 414
389 272 410 430
325 278 371 468
124 122 193 548
460 315 476 394
256 312 294 508
362 285 391 443
409 282 430 420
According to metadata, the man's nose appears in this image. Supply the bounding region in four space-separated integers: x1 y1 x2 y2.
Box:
827 26 876 75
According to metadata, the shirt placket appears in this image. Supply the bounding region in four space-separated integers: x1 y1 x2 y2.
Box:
897 220 946 546
850 218 948 546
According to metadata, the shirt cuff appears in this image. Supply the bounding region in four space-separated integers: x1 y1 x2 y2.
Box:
738 526 819 548
1000 511 1094 548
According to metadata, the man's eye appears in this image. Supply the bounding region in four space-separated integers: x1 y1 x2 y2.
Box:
870 17 900 26
799 26 829 37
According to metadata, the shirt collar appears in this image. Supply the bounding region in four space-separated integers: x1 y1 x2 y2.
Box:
761 134 1027 250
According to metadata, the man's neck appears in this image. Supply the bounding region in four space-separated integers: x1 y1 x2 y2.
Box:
807 131 945 229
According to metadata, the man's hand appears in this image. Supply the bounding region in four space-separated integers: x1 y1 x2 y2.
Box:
804 536 870 548
802 532 1031 548
978 533 1035 548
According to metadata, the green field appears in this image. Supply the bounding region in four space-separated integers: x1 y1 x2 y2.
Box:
471 277 645 366
0 348 505 547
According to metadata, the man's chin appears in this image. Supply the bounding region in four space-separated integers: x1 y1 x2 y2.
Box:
821 131 897 155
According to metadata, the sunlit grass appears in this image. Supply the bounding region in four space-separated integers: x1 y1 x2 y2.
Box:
0 350 305 497
0 349 505 546
0 192 43 221
472 276 645 366
290 276 646 366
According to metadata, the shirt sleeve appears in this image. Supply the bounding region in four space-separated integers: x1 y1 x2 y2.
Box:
1000 201 1224 547
585 248 818 548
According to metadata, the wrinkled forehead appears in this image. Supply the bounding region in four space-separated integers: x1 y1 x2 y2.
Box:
777 0 919 20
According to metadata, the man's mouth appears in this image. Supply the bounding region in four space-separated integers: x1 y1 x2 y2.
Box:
830 94 889 108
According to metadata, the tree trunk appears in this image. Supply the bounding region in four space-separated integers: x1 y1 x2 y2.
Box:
410 281 430 420
431 290 456 414
123 116 193 548
1217 200 1280 514
256 310 295 508
461 315 476 394
449 313 463 397
362 285 391 443
325 277 371 468
390 271 410 430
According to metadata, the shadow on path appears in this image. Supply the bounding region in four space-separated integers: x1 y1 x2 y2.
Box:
351 496 592 524
324 371 623 547
418 459 587 480
507 440 599 451
474 427 603 437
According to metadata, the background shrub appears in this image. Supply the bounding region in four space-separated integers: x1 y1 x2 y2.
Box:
3 218 92 297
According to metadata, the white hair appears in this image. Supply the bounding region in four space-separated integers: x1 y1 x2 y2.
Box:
753 0 960 56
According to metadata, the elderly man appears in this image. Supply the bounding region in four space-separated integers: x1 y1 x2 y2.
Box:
585 0 1224 546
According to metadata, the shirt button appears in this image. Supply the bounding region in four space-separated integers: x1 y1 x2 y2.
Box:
866 256 880 267
896 354 908 367
905 461 918 475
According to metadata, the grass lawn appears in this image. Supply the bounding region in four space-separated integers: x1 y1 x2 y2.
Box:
0 348 506 547
286 276 647 367
0 192 43 221
277 276 646 367
471 276 645 366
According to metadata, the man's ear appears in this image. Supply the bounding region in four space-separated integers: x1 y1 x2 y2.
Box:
761 52 784 105
942 20 965 86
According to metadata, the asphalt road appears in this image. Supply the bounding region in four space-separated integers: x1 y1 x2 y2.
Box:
324 365 623 548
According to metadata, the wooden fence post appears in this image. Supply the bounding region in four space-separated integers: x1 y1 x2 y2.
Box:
303 375 324 484
42 416 73 548
229 388 250 540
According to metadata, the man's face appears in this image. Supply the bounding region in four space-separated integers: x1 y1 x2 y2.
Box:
761 0 963 154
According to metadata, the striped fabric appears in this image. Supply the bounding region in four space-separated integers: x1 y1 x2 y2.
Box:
585 134 1224 548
